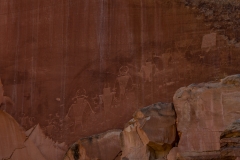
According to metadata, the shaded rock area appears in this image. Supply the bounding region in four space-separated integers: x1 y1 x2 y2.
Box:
64 130 122 160
172 74 240 159
182 0 240 45
220 119 240 159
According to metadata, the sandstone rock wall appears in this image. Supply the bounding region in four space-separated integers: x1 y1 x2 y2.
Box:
1 0 240 145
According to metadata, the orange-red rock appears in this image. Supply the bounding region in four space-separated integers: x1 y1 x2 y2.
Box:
1 0 240 145
26 124 68 160
220 119 240 159
0 110 46 160
173 75 240 159
121 102 177 160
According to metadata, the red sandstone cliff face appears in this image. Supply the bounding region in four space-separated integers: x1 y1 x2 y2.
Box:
1 0 240 152
65 75 240 160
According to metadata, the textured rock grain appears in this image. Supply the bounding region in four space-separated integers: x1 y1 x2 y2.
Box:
173 74 240 159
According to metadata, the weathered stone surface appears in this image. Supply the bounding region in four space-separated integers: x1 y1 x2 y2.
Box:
64 130 122 160
0 110 46 160
26 124 68 160
220 119 240 159
1 0 240 145
121 102 177 160
173 75 240 159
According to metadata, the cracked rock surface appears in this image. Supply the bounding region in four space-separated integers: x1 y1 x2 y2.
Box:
121 102 177 160
172 74 240 159
220 119 240 159
0 110 46 160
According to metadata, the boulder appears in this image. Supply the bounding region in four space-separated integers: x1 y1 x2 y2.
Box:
64 130 122 160
173 75 240 159
121 102 177 160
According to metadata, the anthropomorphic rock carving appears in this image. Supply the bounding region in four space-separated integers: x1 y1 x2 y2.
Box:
114 66 132 100
66 89 95 131
140 59 157 82
99 84 115 110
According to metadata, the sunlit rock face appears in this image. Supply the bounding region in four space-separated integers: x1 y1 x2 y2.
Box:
64 130 122 160
173 75 240 159
1 0 240 147
121 102 177 160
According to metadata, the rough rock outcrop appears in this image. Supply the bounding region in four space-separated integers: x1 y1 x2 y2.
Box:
26 124 68 160
220 119 240 159
64 130 122 160
173 74 240 159
0 110 46 160
121 102 177 160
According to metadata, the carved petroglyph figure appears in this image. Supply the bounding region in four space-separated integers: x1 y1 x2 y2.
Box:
140 59 157 82
99 85 115 110
175 39 193 54
201 33 217 51
66 89 95 131
114 66 132 99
